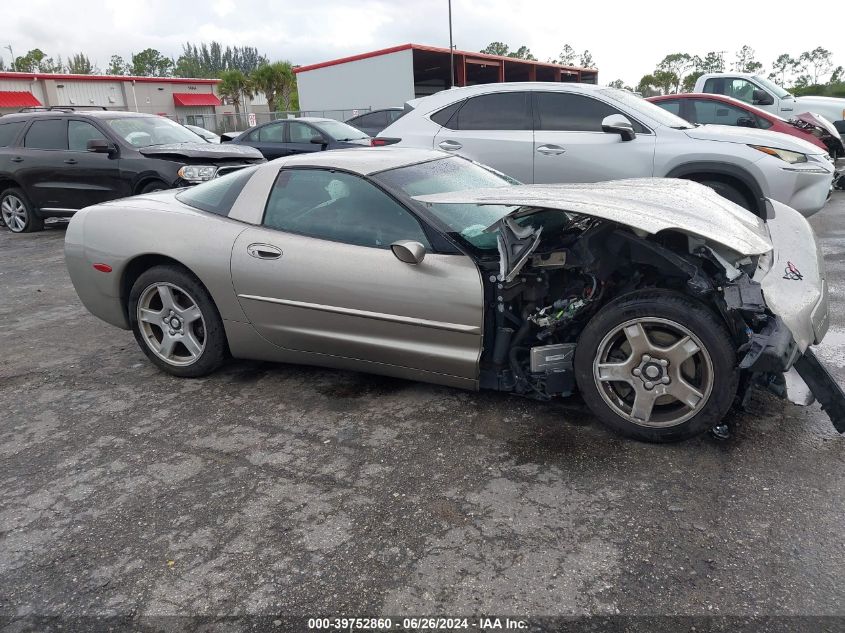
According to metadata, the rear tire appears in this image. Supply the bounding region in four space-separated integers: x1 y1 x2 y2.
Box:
1 188 43 233
138 180 169 194
128 265 227 377
574 289 739 443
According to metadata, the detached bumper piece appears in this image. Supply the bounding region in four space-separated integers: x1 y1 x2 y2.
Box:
794 348 845 433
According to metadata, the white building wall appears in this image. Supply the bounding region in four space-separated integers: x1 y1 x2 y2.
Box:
296 49 415 112
0 79 45 103
54 80 126 108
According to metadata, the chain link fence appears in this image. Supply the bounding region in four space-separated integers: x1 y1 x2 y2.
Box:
177 108 372 135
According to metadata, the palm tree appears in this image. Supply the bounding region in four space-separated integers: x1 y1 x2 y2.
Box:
250 61 295 113
217 70 253 116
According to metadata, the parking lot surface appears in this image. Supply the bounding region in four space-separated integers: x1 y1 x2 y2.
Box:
1 195 845 628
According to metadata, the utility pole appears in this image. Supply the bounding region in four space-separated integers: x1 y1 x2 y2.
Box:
448 0 454 88
5 45 15 71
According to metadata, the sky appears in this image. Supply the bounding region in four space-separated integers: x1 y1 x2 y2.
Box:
3 0 843 86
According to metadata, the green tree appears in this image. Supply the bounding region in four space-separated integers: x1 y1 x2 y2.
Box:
557 44 577 65
0 56 5 71
107 55 128 75
657 53 694 92
218 69 253 115
636 74 660 96
799 47 833 84
653 70 679 94
507 45 536 61
607 79 625 89
734 45 763 73
698 51 725 73
67 53 95 74
682 70 704 92
251 61 297 112
830 66 844 84
39 55 64 74
14 49 47 72
769 54 794 86
579 50 595 68
480 42 509 56
130 48 174 77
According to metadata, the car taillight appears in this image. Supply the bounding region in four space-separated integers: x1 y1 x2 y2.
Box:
371 137 401 146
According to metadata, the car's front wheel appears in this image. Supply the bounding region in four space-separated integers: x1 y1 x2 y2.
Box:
574 289 738 442
128 265 227 377
1 188 43 233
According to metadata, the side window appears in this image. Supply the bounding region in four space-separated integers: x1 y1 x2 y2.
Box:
24 119 68 150
263 169 431 249
0 121 25 147
702 78 726 95
535 92 648 133
453 92 531 131
68 120 108 151
386 110 404 123
176 165 258 216
691 100 751 126
727 79 757 104
289 122 323 143
431 100 464 128
355 111 386 127
258 122 285 143
653 99 682 117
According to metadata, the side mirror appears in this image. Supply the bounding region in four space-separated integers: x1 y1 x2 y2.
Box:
601 114 636 141
391 240 426 265
87 139 116 155
752 89 774 106
736 116 757 128
310 135 329 145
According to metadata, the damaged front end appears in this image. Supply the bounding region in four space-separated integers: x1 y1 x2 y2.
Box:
415 180 845 434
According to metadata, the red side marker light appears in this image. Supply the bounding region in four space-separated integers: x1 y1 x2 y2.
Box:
93 263 112 273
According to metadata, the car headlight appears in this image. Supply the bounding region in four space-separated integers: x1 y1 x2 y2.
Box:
177 165 218 182
749 145 808 164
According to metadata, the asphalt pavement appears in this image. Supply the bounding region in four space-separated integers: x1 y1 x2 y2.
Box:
1 194 844 632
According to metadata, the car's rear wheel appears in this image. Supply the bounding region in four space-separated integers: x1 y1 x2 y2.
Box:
138 180 168 194
1 188 43 233
697 179 752 212
574 290 738 442
128 265 227 377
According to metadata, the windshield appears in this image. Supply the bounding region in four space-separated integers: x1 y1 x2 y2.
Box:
314 120 370 141
375 156 519 250
598 88 695 129
106 116 207 147
753 75 791 99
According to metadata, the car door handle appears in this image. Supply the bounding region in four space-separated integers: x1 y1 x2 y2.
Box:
10 156 23 163
64 158 78 165
536 145 566 155
438 140 463 151
247 243 282 260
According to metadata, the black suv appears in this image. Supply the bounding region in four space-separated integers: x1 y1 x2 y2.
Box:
0 109 264 233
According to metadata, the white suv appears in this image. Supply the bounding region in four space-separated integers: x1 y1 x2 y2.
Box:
380 82 834 217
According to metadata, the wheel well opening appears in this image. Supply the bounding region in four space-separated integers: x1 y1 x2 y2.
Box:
0 177 20 194
121 254 187 320
134 177 169 195
681 173 758 215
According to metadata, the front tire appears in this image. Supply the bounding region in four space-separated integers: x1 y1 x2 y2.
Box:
1 188 43 233
128 265 227 377
574 289 738 442
697 179 753 212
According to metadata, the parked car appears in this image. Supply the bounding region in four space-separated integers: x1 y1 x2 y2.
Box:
345 108 406 136
184 124 221 144
226 117 371 160
647 93 844 157
0 109 264 233
379 83 835 217
693 72 845 136
65 148 845 443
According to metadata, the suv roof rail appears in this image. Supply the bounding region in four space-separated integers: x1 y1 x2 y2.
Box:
17 106 109 113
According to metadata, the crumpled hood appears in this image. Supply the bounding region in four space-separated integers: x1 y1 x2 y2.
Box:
138 142 264 160
683 124 824 155
413 178 773 256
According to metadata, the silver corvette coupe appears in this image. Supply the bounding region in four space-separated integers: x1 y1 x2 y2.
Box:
65 147 845 442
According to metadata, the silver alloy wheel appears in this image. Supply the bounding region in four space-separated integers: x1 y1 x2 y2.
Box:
136 282 206 366
593 317 714 428
1 195 28 232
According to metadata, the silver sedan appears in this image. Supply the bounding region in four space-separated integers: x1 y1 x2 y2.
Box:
65 148 845 442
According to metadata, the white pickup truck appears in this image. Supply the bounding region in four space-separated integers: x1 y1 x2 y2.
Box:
693 73 845 136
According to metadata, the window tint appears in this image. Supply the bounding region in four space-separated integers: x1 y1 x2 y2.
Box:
24 119 67 150
0 121 25 147
258 122 285 143
176 166 258 216
68 120 108 151
535 92 647 133
431 100 464 127
690 99 754 126
355 111 386 127
704 77 759 104
386 110 404 123
263 169 430 249
452 93 531 130
288 122 322 143
654 99 682 116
